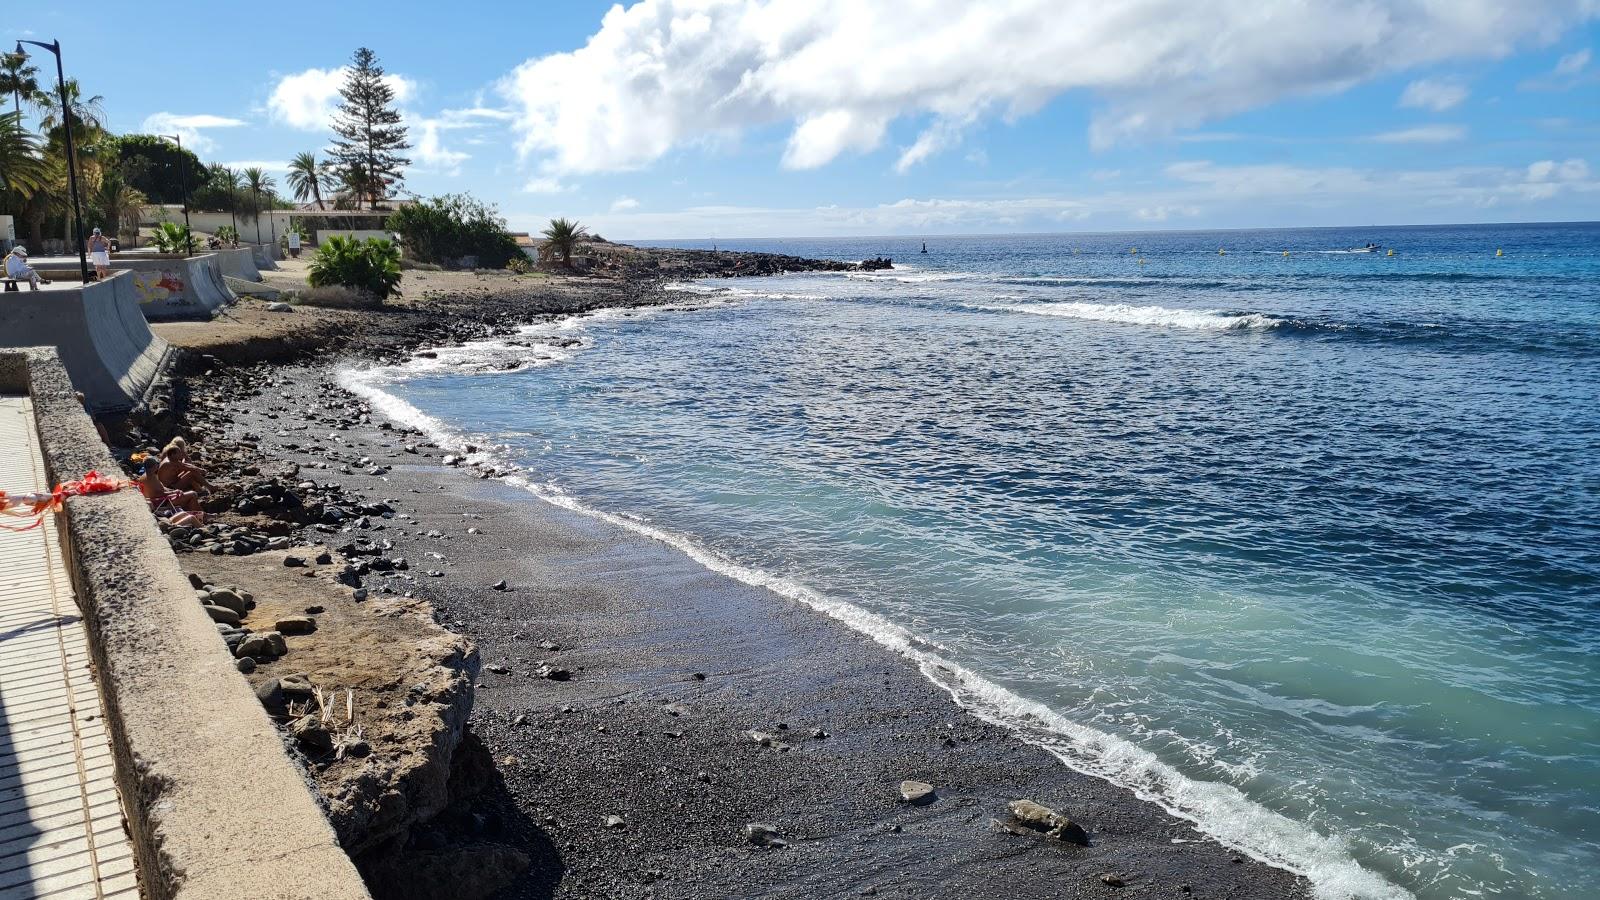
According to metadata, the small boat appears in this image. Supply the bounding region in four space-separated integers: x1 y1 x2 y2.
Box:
1351 242 1382 253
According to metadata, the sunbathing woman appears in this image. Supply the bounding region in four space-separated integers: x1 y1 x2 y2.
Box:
138 461 205 526
155 438 210 493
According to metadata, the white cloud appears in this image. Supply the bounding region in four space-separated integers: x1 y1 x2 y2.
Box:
138 112 248 153
524 177 576 193
1398 78 1470 111
410 117 471 174
611 196 640 212
267 67 417 131
499 0 1597 176
1369 124 1468 143
1554 47 1592 74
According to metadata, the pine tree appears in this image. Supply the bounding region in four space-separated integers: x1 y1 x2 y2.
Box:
329 47 410 209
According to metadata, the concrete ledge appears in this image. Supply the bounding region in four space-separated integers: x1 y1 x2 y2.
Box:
2 348 370 900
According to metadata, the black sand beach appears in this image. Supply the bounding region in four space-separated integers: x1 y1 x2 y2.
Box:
158 264 1308 899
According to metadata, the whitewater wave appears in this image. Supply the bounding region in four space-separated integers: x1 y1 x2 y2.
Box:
979 300 1287 331
334 314 1412 900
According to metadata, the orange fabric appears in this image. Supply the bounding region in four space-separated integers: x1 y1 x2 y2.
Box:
0 472 133 532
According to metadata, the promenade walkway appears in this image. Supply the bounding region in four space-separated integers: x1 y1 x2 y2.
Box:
0 397 137 899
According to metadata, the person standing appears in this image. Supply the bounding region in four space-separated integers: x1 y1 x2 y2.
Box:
88 227 112 280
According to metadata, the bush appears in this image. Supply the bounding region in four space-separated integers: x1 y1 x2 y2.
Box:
308 236 402 299
386 193 522 268
150 221 194 253
506 255 532 275
215 224 239 245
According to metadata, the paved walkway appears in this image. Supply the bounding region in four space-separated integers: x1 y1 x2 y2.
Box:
0 397 137 899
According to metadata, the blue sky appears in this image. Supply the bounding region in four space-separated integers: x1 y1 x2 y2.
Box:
12 1 1599 238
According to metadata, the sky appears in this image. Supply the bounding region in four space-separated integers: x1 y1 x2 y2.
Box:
11 1 1600 238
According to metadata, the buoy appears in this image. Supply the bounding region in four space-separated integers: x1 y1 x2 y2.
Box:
1282 251 1289 257
1130 247 1138 254
1218 248 1226 255
1138 256 1146 265
1387 249 1395 257
1496 248 1504 257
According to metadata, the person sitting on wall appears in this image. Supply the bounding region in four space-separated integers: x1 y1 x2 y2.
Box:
155 437 210 493
3 246 50 291
88 227 112 280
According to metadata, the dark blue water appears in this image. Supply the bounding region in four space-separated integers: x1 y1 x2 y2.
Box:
348 223 1600 900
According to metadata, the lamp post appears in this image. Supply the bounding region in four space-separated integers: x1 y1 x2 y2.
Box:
157 133 193 257
252 184 262 246
15 38 88 284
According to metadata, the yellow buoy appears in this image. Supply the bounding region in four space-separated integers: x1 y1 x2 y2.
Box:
1282 251 1289 257
1218 248 1226 255
1387 249 1395 257
1130 247 1138 254
1496 248 1504 257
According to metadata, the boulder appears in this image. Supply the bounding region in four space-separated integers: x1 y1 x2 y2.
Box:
1006 799 1089 845
900 780 936 805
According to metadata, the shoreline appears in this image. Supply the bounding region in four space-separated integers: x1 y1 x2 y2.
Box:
153 265 1312 898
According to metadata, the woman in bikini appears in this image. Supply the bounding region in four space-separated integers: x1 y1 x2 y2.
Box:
138 461 205 526
155 438 210 493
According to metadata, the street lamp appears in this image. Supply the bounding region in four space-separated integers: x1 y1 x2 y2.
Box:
15 38 88 284
157 134 193 257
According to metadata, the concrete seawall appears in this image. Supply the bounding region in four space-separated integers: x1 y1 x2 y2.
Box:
0 348 371 900
0 273 172 414
214 247 262 282
35 254 239 321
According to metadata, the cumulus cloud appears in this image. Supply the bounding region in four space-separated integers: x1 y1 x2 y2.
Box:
610 196 641 212
499 0 1597 176
138 112 248 153
1399 78 1470 111
1369 124 1469 143
267 67 416 131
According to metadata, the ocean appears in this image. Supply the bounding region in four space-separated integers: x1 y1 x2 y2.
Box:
344 222 1600 900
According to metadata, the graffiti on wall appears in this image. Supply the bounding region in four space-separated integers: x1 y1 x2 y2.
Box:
132 270 187 308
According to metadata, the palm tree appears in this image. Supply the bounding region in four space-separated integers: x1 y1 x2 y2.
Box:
0 51 41 122
33 78 105 136
541 217 589 268
91 169 147 246
327 162 368 211
0 111 45 196
286 151 325 209
243 166 276 244
210 165 244 234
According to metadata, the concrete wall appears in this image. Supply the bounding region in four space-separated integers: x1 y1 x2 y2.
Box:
0 273 172 414
0 348 371 900
38 254 239 321
213 246 262 282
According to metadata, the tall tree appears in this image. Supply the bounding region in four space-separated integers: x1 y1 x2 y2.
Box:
33 78 105 136
0 111 46 196
287 151 326 209
0 51 41 122
329 48 409 210
114 133 203 204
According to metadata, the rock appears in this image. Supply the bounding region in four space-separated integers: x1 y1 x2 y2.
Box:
602 815 626 830
235 656 257 674
486 663 510 675
1101 874 1126 887
491 580 507 591
255 678 283 708
812 728 829 739
283 555 306 567
744 823 785 848
236 634 272 658
315 551 333 564
1005 799 1089 845
279 676 316 702
266 301 293 312
900 780 936 805
186 572 206 589
202 604 241 626
304 605 325 614
344 739 371 758
265 631 288 657
205 588 249 614
352 588 369 602
535 665 571 681
276 616 317 635
291 714 334 752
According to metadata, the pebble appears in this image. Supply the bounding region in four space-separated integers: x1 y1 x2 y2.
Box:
276 616 317 635
202 604 241 626
900 780 936 805
235 657 256 674
744 823 785 848
283 555 306 568
1100 874 1126 887
491 580 508 591
602 815 626 830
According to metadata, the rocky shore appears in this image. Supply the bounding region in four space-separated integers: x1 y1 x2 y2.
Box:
135 251 1308 899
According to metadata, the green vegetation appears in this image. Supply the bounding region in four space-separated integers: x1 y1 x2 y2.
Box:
386 193 521 268
541 217 589 268
309 235 402 299
287 151 326 209
330 48 410 209
149 220 193 253
113 133 202 205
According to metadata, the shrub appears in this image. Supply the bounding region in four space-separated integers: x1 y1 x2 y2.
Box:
506 255 532 275
386 193 522 268
150 221 194 253
308 236 402 299
215 224 239 245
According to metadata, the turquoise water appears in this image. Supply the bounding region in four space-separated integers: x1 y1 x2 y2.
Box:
349 223 1600 899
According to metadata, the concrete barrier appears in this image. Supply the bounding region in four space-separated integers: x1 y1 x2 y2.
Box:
0 348 371 900
35 253 239 321
215 246 263 282
0 273 172 413
248 241 281 271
